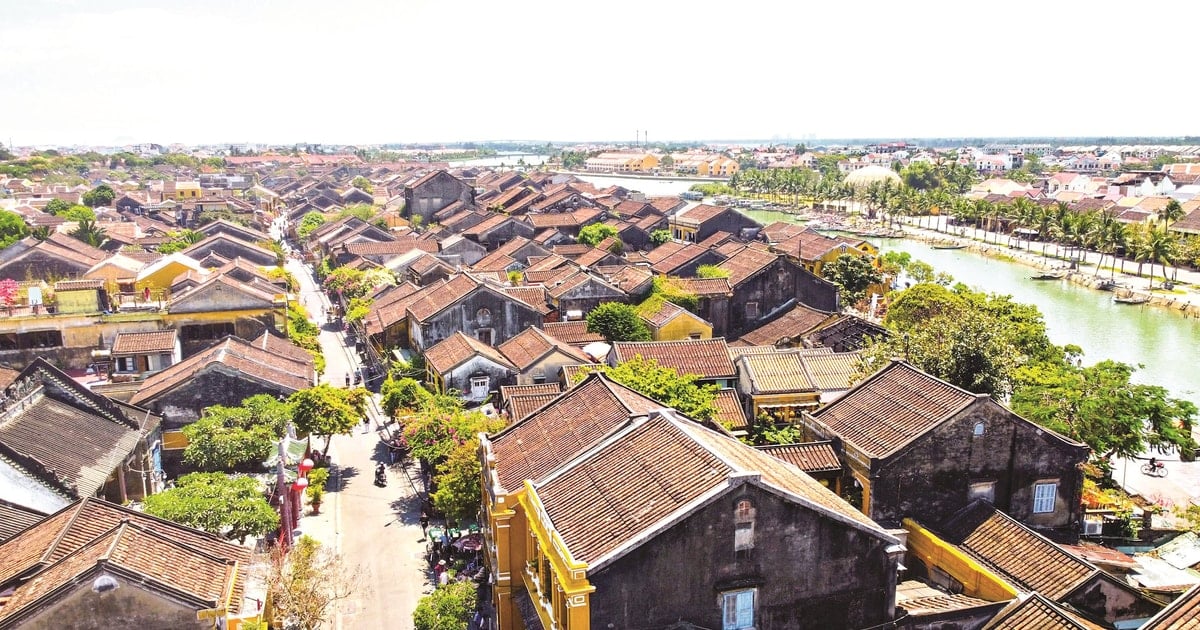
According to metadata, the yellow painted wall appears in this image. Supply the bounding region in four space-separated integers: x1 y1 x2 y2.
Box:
902 518 1018 602
652 313 711 341
139 261 199 291
751 392 820 419
57 290 100 314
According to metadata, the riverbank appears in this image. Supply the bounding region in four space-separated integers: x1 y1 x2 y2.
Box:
897 220 1200 319
554 169 728 183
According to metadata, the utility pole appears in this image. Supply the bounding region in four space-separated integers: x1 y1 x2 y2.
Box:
276 439 292 550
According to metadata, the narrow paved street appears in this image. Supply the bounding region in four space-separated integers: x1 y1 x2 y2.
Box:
283 250 430 630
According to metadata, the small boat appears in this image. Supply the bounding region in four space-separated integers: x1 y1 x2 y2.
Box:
931 243 968 250
1096 279 1119 291
1029 271 1067 280
1113 295 1150 305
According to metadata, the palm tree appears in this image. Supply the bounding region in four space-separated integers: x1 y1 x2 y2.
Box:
30 226 51 241
1033 205 1055 258
1088 211 1117 276
69 219 108 248
1161 198 1185 229
1107 221 1129 277
971 199 991 241
1146 225 1175 290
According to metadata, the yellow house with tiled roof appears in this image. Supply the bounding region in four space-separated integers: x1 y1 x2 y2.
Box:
480 372 902 630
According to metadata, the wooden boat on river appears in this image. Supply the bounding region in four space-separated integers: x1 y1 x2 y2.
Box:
931 243 968 250
1029 270 1067 280
1113 294 1150 305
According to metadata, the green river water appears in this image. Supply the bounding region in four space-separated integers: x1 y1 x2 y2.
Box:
742 210 1200 408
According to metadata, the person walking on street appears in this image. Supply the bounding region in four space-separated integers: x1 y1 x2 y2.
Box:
344 372 350 387
420 511 430 538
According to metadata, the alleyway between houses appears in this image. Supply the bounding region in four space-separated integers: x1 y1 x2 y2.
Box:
285 253 431 629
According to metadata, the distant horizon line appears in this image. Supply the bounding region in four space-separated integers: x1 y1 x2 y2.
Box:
9 134 1200 150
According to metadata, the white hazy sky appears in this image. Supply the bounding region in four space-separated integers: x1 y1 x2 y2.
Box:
3 0 1198 147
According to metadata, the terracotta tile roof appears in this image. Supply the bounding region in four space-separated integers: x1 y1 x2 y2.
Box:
674 276 733 296
713 388 749 432
470 251 519 273
649 197 685 213
507 393 563 422
643 240 686 264
612 338 735 380
942 502 1097 599
674 204 728 227
799 350 863 391
596 264 653 294
894 580 1000 616
0 498 251 616
462 213 511 236
111 330 177 355
53 278 104 291
0 391 143 501
423 331 515 375
635 213 667 231
1142 582 1200 629
405 273 480 322
737 351 818 393
809 360 977 459
409 252 453 276
981 593 1105 630
650 243 712 274
524 253 572 273
728 344 792 358
736 302 834 346
500 286 549 313
549 243 592 257
488 374 666 492
525 213 579 229
499 383 562 402
533 410 891 566
574 247 613 268
345 239 438 256
498 327 589 371
758 441 842 473
542 321 604 346
718 246 779 286
130 335 313 406
364 281 422 337
492 236 539 259
639 299 691 328
523 266 574 287
545 271 622 301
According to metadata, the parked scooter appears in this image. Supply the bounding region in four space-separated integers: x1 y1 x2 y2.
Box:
374 462 388 487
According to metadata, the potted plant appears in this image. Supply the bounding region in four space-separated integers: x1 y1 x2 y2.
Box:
306 468 330 515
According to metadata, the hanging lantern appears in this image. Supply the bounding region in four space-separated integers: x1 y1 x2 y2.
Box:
294 477 309 491
298 458 314 476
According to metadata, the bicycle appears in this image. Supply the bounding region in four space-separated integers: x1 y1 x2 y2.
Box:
1140 462 1168 478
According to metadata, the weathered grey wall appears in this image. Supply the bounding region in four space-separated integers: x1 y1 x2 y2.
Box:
589 482 897 630
405 173 474 223
12 575 209 630
416 292 543 351
144 364 298 431
729 258 837 338
1064 573 1162 623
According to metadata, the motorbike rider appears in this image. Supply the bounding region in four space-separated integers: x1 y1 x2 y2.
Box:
375 462 387 486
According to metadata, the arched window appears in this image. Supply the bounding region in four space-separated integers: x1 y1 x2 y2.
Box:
973 421 985 437
476 308 491 326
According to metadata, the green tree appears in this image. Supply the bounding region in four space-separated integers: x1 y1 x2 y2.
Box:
577 223 618 247
182 395 293 471
381 376 432 417
900 161 943 190
650 229 672 245
0 210 29 249
82 184 115 208
297 212 327 238
821 254 883 307
1012 360 1197 459
413 581 477 630
59 205 95 222
581 356 719 421
431 442 484 523
69 218 108 248
586 302 651 342
143 473 279 542
350 176 374 193
290 385 363 451
43 198 73 215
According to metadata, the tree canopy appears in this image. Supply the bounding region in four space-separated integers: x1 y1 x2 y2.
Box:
0 210 29 249
577 223 618 247
143 473 279 542
580 356 719 422
821 253 883 307
586 301 651 342
182 395 293 471
82 184 115 208
290 385 366 451
413 580 476 630
297 212 327 238
267 535 362 630
350 176 373 193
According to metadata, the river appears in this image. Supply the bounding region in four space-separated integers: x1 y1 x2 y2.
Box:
740 210 1200 408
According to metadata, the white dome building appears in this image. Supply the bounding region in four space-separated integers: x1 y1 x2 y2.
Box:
844 164 901 189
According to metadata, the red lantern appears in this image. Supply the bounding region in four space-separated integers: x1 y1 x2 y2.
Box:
298 458 314 476
294 477 309 491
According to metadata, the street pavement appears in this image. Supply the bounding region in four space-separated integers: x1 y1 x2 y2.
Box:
284 253 431 629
